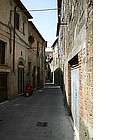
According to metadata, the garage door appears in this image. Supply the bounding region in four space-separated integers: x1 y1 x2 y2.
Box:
0 73 7 103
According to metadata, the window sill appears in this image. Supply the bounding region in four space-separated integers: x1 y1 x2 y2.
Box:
0 65 10 73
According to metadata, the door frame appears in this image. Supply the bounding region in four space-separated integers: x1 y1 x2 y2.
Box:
71 66 80 134
18 61 25 95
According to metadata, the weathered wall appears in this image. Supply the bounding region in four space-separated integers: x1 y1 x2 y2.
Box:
58 0 93 139
28 21 46 88
9 1 30 98
0 0 16 99
0 0 45 100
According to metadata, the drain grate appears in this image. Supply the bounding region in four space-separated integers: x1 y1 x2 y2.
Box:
36 121 48 127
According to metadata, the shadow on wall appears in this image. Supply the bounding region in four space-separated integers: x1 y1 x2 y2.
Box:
54 68 71 115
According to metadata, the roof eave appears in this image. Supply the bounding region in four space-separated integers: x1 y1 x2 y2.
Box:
14 0 33 19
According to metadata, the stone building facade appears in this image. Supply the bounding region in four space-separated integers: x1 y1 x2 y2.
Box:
56 0 93 140
51 38 62 85
45 50 53 83
28 21 46 89
0 0 46 102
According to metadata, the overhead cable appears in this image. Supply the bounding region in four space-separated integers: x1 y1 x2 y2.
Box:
28 8 59 12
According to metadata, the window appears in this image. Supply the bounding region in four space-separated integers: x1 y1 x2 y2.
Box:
23 22 25 35
15 12 19 30
28 62 32 82
37 42 39 57
0 41 5 64
19 61 24 66
22 16 26 35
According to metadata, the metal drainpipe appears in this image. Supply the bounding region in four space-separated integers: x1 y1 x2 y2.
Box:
13 6 17 72
9 10 12 54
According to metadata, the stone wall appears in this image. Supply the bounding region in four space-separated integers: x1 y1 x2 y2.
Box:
58 0 93 139
0 0 45 100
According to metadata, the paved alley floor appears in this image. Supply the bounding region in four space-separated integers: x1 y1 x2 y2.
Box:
0 84 74 140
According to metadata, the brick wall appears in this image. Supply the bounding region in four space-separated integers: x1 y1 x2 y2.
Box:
86 1 93 138
78 51 84 119
67 63 71 114
78 1 93 139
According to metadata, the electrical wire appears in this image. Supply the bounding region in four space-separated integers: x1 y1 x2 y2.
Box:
28 8 59 12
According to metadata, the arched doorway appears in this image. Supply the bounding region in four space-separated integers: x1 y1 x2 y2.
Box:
18 61 24 95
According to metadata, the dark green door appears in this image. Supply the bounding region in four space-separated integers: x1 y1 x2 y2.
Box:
18 68 24 94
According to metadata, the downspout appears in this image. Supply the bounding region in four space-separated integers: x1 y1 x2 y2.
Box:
13 6 17 72
42 42 44 87
8 10 12 54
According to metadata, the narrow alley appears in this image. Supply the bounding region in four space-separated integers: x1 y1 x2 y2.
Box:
0 84 74 140
0 0 93 139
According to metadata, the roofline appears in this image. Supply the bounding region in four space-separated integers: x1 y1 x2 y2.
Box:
14 0 32 19
56 0 62 36
56 23 60 37
29 21 46 42
51 38 58 48
57 0 62 19
45 51 53 53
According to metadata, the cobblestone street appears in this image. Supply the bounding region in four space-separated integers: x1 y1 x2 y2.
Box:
0 85 74 140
